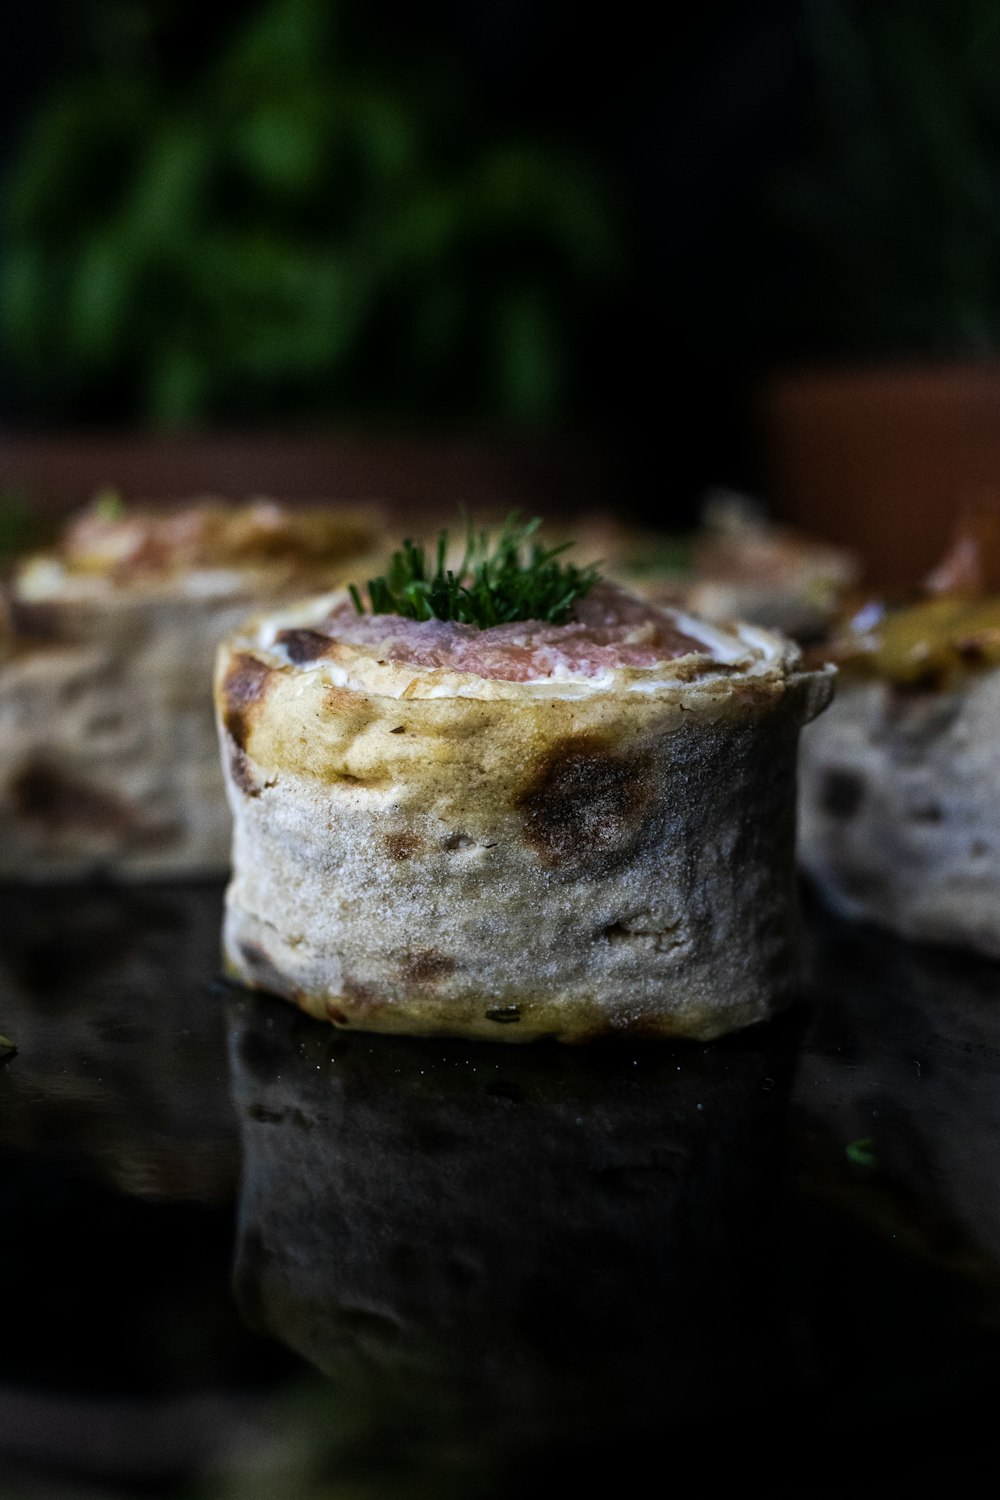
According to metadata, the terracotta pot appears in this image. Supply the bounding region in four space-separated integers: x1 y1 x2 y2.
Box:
757 363 1000 589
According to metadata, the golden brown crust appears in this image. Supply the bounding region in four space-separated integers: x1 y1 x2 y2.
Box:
217 597 832 1041
52 497 386 582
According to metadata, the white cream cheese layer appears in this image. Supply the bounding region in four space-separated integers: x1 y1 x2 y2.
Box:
16 557 255 603
248 591 797 701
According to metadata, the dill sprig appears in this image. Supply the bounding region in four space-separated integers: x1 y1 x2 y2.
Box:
348 515 600 627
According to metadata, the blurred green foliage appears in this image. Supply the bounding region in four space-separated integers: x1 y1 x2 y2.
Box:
0 487 43 560
0 0 620 427
783 0 1000 356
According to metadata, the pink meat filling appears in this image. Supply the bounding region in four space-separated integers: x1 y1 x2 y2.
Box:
320 583 711 682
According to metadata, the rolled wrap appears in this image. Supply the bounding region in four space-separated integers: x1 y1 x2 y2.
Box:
799 670 1000 958
0 500 385 880
216 590 833 1041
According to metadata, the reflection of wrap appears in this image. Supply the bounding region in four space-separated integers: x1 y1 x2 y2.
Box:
799 907 1000 1278
229 994 795 1451
0 884 238 1202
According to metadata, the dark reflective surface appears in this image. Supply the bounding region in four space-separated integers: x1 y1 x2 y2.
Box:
1 882 999 1497
230 997 796 1463
800 908 1000 1282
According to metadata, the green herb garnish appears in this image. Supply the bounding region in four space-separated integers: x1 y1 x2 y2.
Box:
92 488 125 522
846 1137 877 1169
349 515 600 627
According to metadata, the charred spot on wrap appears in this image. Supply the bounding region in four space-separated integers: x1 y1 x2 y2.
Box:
222 653 274 750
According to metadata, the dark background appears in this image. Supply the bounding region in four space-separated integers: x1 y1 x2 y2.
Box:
0 1 815 525
3 1 998 542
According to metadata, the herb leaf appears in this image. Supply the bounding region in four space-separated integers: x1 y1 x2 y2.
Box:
350 515 600 627
846 1137 877 1169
